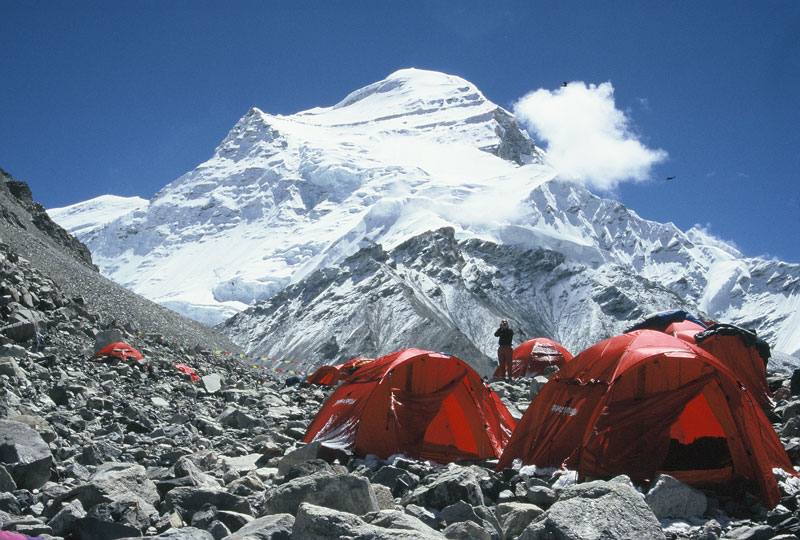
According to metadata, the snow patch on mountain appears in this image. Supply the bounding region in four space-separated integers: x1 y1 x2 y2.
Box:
48 195 148 241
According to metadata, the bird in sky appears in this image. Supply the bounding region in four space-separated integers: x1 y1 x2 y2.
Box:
666 176 676 180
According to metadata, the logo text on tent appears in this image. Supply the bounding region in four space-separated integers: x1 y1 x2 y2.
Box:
551 404 578 416
335 398 356 406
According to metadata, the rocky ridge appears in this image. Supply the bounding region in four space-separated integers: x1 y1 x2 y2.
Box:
0 168 239 352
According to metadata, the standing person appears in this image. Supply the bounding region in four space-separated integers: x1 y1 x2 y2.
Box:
495 319 514 380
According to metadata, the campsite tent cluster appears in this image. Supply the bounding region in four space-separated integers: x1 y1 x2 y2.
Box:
303 311 795 508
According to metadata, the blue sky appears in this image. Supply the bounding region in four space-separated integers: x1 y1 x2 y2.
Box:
1 1 798 262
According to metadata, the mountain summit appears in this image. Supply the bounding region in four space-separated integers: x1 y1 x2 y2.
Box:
50 68 544 324
50 69 800 362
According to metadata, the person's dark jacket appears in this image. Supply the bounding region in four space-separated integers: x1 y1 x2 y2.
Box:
495 327 513 346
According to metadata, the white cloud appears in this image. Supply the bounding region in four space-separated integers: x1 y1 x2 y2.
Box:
513 81 667 191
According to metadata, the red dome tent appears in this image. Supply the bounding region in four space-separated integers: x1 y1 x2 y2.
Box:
303 348 516 463
627 311 773 409
496 330 793 507
173 364 200 383
492 338 573 379
307 357 374 387
93 342 144 363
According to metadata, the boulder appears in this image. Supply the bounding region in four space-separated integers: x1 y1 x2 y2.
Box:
0 419 52 490
7 414 58 443
645 474 707 519
528 375 550 400
364 509 444 537
402 466 484 510
1 321 36 342
443 520 492 540
222 512 294 539
495 502 544 539
264 473 379 516
276 441 348 476
292 502 436 540
201 373 223 394
47 499 87 537
441 500 500 540
0 357 26 378
164 487 253 522
519 478 666 540
0 465 17 492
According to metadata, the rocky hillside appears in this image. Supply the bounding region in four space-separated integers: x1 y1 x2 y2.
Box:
0 168 239 352
3 248 800 539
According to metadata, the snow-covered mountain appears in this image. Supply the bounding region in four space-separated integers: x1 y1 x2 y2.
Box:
49 68 800 366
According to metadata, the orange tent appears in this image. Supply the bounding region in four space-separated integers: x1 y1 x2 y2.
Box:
307 357 374 386
496 330 793 507
628 312 773 409
493 338 573 379
303 348 516 463
93 342 144 363
693 324 773 409
174 363 200 383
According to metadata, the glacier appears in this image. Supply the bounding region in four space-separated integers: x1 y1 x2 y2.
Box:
48 68 800 363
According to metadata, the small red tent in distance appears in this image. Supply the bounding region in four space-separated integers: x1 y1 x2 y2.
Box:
493 338 573 379
173 364 200 383
307 357 374 387
496 330 794 508
93 342 144 363
303 348 517 463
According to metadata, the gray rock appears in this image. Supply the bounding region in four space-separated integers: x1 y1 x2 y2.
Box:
135 527 216 539
364 509 444 537
404 504 442 530
441 500 501 540
528 375 550 400
70 515 142 540
442 500 482 526
202 373 224 394
264 473 379 516
0 419 52 490
7 414 58 443
402 466 484 510
0 464 17 492
722 525 776 540
84 461 160 506
525 484 557 508
519 478 666 540
645 474 707 518
276 441 347 476
443 520 492 540
292 502 436 540
1 321 36 342
496 502 544 539
373 483 397 510
219 406 264 430
291 502 373 539
47 499 87 537
0 357 26 377
222 512 294 539
165 487 253 522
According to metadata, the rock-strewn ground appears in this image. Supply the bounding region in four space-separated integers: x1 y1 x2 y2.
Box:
2 233 800 540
